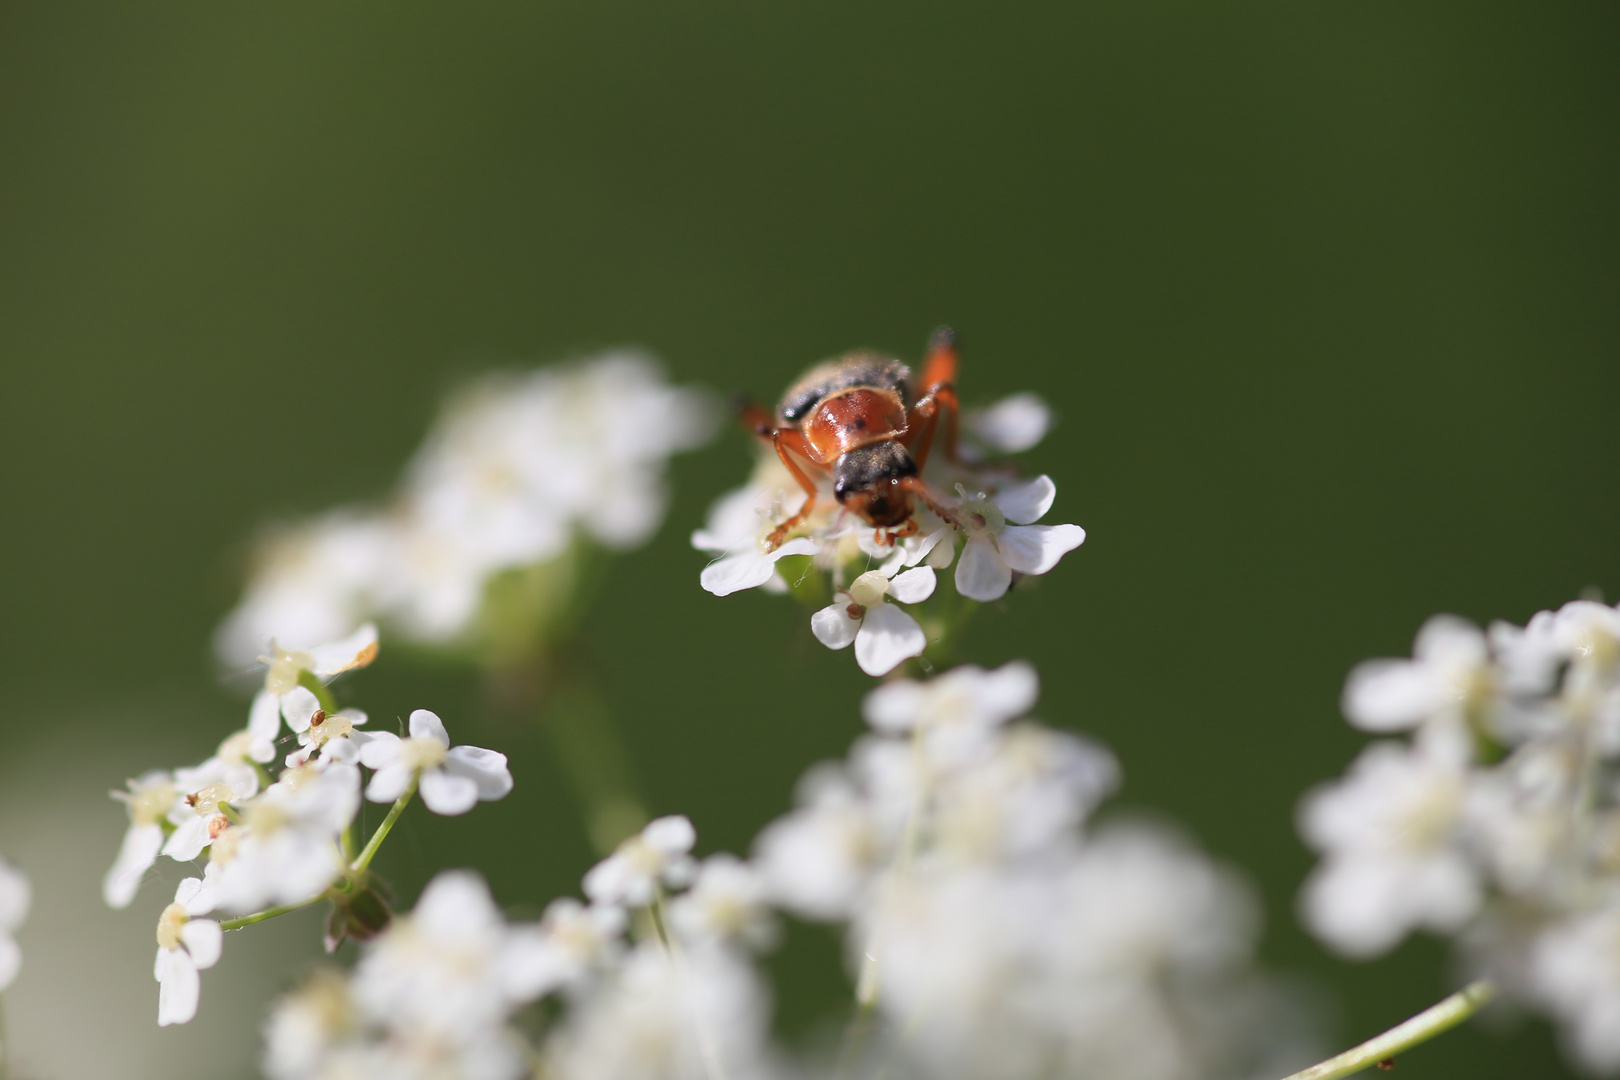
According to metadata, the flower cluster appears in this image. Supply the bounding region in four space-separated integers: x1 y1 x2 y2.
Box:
215 353 714 666
265 663 1305 1080
757 662 1307 1080
1300 598 1620 1071
694 362 1084 676
265 816 776 1080
103 627 513 1027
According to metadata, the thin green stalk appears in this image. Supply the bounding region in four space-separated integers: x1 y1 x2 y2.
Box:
219 899 313 932
350 781 416 873
1279 980 1496 1080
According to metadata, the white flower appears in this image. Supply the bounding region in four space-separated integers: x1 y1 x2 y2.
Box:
104 770 178 909
1341 615 1493 739
154 876 222 1026
262 969 357 1080
754 767 887 921
351 870 553 1040
1298 739 1480 957
862 660 1039 763
951 476 1085 602
162 762 259 863
1531 906 1620 1072
285 708 373 769
360 709 513 815
0 857 29 991
667 855 776 950
811 566 936 676
209 765 361 914
523 898 628 994
583 815 697 907
968 392 1051 454
212 510 391 671
249 623 380 757
539 941 772 1080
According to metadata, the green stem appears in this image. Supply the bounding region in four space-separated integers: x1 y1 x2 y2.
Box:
350 781 416 873
1279 980 1497 1080
218 899 312 932
296 669 338 714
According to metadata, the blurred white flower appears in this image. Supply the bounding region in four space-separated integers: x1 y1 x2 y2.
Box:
967 392 1051 455
951 476 1085 603
863 659 1039 764
524 898 629 994
154 876 222 1026
262 969 357 1080
539 941 774 1080
753 766 888 921
351 870 554 1044
810 565 936 676
1531 905 1620 1072
1341 615 1493 740
584 815 697 907
360 709 513 815
104 770 178 909
218 355 712 661
1299 739 1480 957
667 855 776 951
0 856 28 991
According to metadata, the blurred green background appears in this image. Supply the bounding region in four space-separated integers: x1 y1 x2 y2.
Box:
1 2 1616 1077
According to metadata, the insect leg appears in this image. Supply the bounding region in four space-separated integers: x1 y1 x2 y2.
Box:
766 431 822 551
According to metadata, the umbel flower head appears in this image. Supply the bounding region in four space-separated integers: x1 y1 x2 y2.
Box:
1300 597 1620 1073
695 335 1084 676
214 353 714 664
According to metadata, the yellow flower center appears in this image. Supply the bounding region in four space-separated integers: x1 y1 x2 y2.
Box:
156 902 188 950
848 571 890 609
400 737 448 772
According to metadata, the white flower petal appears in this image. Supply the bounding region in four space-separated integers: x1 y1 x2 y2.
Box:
971 393 1051 453
444 746 514 801
887 566 937 605
1342 660 1444 731
419 769 480 815
161 817 214 863
955 537 1012 602
104 823 163 910
644 815 696 855
358 730 401 770
307 623 380 677
854 604 927 677
181 920 222 969
926 530 957 569
861 681 927 734
995 474 1057 525
248 690 282 743
996 522 1085 576
811 603 862 650
365 763 412 804
155 948 200 1026
700 538 818 597
280 687 321 734
408 709 450 747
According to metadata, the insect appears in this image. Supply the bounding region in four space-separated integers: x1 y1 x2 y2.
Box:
739 327 962 550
